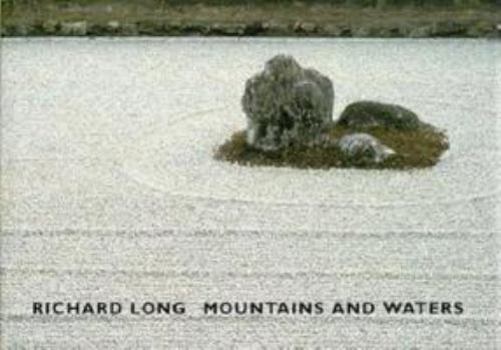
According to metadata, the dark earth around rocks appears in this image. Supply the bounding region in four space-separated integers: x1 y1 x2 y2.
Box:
216 55 449 169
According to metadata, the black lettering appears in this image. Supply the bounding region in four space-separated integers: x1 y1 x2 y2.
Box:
346 302 360 314
363 302 375 314
204 302 218 315
67 303 80 314
415 301 426 314
266 302 278 314
403 302 414 314
96 302 107 314
250 302 263 314
234 302 247 315
441 302 452 314
33 302 43 314
332 303 345 314
429 302 439 315
277 303 289 314
314 302 324 315
220 302 232 314
157 303 170 314
110 302 122 315
142 302 155 314
172 302 185 314
82 303 94 314
53 302 64 314
130 302 139 315
383 301 402 314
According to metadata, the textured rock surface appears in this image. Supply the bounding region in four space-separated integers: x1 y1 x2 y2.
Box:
242 55 334 151
337 100 422 130
338 133 395 165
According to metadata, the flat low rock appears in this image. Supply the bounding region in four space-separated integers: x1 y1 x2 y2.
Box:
337 133 395 165
242 55 334 151
337 100 422 130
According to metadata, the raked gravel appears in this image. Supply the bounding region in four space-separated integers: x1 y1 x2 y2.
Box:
1 38 500 349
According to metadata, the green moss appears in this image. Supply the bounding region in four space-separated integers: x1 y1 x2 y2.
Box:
214 123 448 169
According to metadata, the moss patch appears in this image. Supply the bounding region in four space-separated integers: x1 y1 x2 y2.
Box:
215 123 448 169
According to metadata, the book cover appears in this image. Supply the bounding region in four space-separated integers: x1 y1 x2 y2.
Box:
1 1 500 348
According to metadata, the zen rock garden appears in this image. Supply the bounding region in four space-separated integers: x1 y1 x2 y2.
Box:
216 55 449 169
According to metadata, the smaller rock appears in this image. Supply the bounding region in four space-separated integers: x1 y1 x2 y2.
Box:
13 24 29 36
384 26 403 38
107 21 120 31
207 23 222 35
264 21 288 35
352 26 372 37
338 133 395 165
323 24 343 36
223 24 245 36
409 25 432 38
60 21 87 36
467 21 494 37
163 21 182 34
42 20 59 34
121 23 139 36
431 20 466 37
339 27 352 37
293 21 316 34
243 22 265 35
337 100 422 131
179 23 206 35
137 20 164 35
302 22 317 33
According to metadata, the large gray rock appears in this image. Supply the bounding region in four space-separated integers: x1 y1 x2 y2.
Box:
242 55 334 151
337 100 422 131
337 133 395 165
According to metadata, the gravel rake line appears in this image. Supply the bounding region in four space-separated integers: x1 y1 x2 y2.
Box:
1 267 497 282
1 313 498 327
1 228 497 239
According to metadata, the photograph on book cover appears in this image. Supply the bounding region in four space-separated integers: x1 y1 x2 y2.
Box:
1 1 500 349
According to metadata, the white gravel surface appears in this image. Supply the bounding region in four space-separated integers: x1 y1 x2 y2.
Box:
1 38 500 349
